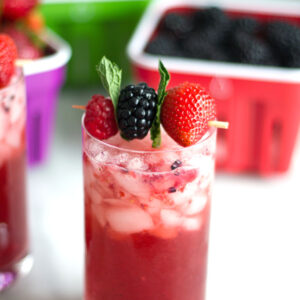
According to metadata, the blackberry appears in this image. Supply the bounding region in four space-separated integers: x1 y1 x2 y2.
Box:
161 12 194 39
232 17 260 34
194 7 230 29
194 25 228 45
265 21 300 67
182 32 228 61
117 82 158 140
145 33 182 57
231 32 276 65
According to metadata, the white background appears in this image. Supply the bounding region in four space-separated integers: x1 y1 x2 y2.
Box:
1 88 300 300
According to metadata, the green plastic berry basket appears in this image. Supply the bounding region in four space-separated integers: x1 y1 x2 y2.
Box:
41 0 150 87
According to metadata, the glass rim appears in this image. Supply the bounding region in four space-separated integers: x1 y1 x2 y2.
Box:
0 67 23 97
82 113 217 154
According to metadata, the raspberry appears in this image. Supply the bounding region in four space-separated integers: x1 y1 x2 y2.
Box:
161 82 216 147
0 34 18 88
84 95 118 140
145 33 182 57
2 0 39 20
161 12 194 39
2 25 43 59
117 82 158 140
265 21 300 67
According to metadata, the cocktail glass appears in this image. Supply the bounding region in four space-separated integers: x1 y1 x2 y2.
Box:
0 69 32 291
82 115 216 300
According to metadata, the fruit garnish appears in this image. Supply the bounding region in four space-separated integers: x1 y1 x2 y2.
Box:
0 34 18 88
97 56 159 141
2 0 39 20
161 82 217 147
117 82 158 140
2 24 44 59
150 60 170 148
76 56 121 140
78 56 227 144
84 95 118 140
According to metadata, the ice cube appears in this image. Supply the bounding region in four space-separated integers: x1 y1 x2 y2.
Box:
167 180 199 206
95 150 109 163
142 197 162 215
87 139 102 158
5 127 21 148
87 185 103 204
147 151 180 172
0 112 9 141
110 169 151 199
83 160 96 187
160 209 182 227
92 204 106 227
182 216 202 231
10 100 24 123
184 195 207 216
105 206 153 234
102 197 134 208
114 153 129 165
188 155 215 177
127 157 148 171
151 173 177 193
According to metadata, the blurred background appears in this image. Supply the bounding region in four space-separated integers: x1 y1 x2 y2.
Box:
1 0 300 299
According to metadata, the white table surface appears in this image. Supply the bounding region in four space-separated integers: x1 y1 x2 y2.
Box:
2 89 300 300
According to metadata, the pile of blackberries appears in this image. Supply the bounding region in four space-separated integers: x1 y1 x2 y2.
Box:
145 7 300 68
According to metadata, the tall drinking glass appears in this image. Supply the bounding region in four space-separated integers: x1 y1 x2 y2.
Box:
0 69 31 291
82 116 216 300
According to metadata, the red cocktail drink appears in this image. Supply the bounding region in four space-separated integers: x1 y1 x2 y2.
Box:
0 69 29 291
83 126 216 300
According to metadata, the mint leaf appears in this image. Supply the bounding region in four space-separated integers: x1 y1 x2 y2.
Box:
150 60 170 148
96 56 122 110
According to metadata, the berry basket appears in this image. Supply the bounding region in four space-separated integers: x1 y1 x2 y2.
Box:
24 29 71 166
127 0 300 175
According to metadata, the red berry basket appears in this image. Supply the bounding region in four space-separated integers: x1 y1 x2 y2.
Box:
127 0 300 176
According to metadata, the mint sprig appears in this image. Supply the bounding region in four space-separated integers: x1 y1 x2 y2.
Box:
150 60 170 148
96 56 122 110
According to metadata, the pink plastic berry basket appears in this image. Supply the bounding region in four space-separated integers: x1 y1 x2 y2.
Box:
127 0 300 176
23 29 71 166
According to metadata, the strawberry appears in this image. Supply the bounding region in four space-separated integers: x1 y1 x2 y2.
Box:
2 25 43 59
84 95 118 140
2 0 39 20
0 34 18 88
161 82 216 147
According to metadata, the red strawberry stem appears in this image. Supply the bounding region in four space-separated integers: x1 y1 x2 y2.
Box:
72 105 86 111
208 120 229 129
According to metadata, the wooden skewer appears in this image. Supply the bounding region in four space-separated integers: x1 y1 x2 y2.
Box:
208 120 229 129
72 104 229 129
72 105 86 111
